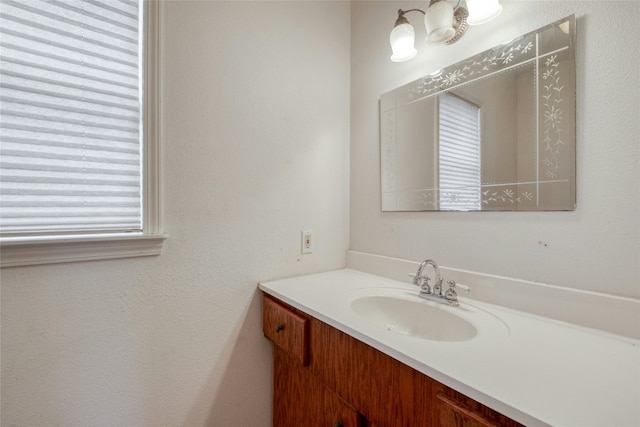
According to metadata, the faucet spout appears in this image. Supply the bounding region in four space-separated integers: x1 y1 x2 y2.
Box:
414 259 442 297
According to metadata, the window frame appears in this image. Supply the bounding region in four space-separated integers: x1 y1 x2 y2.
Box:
0 0 167 267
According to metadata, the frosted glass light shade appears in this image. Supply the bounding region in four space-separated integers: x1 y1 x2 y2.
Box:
390 22 417 62
466 0 502 26
424 0 456 45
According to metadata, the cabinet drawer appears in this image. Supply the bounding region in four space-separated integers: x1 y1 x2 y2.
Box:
263 296 309 365
435 389 524 427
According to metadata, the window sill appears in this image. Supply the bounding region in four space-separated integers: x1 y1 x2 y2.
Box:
0 233 168 268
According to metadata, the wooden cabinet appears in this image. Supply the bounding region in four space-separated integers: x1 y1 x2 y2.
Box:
262 294 523 427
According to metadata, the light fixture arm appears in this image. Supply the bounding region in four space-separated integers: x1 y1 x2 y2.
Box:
394 8 425 27
398 8 426 16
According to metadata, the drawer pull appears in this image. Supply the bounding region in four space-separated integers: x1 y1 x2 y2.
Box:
333 422 343 427
275 324 285 333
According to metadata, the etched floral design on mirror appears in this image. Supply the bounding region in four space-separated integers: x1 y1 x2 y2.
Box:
380 16 576 211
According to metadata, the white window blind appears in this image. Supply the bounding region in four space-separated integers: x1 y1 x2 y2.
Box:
0 0 143 235
438 92 481 211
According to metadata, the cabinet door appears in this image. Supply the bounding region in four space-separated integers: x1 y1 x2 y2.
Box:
273 347 363 427
434 386 524 427
307 317 402 426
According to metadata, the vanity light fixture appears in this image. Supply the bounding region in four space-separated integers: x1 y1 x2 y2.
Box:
390 0 503 62
466 0 503 25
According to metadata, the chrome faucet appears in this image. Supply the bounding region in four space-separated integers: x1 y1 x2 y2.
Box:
413 259 442 298
412 259 469 306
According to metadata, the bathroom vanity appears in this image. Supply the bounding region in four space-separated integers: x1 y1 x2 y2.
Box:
263 293 521 426
259 267 640 427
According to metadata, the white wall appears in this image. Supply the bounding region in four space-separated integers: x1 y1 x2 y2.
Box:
350 1 639 298
2 1 638 424
0 1 351 425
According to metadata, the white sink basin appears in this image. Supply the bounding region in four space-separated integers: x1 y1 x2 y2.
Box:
351 294 477 341
342 288 509 343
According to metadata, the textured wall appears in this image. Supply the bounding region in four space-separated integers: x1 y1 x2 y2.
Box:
350 1 639 298
0 1 350 425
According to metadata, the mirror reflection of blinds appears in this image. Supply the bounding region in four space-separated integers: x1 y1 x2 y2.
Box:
0 0 142 235
438 92 481 211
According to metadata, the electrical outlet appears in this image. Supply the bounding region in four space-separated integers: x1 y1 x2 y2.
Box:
301 230 313 254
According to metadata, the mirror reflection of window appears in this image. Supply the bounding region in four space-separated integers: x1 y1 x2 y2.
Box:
438 92 482 211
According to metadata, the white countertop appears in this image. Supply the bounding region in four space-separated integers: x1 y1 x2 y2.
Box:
259 268 640 427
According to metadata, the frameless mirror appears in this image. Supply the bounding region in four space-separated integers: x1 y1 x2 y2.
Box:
380 16 575 211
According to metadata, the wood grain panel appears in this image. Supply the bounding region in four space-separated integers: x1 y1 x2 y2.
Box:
263 295 309 365
407 363 435 426
307 317 411 427
273 346 364 427
434 384 524 427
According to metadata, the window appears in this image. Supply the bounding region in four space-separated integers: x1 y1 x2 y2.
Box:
438 92 481 211
0 0 165 267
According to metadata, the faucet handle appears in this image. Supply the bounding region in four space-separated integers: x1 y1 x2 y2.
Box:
448 280 470 292
418 275 431 294
444 280 458 302
409 272 418 285
444 280 470 302
444 280 471 305
409 272 431 292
